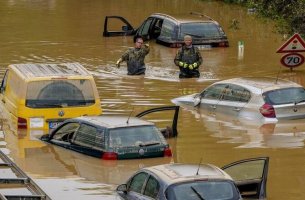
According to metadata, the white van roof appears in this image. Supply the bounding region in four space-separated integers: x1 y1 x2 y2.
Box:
9 63 92 79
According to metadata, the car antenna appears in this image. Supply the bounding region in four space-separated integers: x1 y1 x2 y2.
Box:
275 65 282 84
126 107 134 124
196 158 203 175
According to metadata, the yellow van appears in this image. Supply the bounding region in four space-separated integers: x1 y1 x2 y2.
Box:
0 63 102 130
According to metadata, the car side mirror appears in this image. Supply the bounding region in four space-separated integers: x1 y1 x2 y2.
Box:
41 134 50 141
116 184 127 194
122 25 130 31
194 95 201 107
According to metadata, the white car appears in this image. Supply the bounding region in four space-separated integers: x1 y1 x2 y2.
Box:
172 77 305 123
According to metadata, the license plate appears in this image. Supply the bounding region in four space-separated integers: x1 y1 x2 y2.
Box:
49 122 62 129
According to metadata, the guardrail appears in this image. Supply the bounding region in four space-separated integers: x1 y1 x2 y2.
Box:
0 141 51 200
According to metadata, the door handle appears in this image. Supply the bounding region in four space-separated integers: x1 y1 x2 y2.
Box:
210 105 217 109
233 107 241 111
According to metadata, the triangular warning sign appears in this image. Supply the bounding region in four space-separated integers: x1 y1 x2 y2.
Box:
276 33 305 53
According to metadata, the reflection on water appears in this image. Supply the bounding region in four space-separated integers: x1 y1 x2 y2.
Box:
1 0 305 199
179 105 305 149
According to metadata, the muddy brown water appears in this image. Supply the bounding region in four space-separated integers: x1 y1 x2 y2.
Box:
1 0 305 199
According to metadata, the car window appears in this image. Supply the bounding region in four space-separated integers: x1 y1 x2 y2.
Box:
138 18 154 36
143 176 160 199
109 126 164 148
221 84 251 102
166 181 239 200
26 80 95 108
128 172 149 194
159 20 177 40
263 87 305 105
201 84 227 100
73 124 105 149
151 18 163 38
52 122 80 141
223 159 265 181
180 22 222 38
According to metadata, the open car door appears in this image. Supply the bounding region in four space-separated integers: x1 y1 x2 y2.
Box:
221 157 269 199
136 105 180 137
103 16 135 37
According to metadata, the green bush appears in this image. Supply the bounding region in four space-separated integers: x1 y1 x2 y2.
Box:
219 0 305 37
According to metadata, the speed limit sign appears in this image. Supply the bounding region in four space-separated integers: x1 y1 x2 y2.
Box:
280 53 305 68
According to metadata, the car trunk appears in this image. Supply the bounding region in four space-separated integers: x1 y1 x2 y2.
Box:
273 102 305 119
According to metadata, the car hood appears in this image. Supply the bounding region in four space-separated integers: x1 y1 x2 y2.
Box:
171 93 197 105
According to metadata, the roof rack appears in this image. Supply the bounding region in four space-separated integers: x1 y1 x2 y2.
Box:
0 149 51 200
189 12 216 21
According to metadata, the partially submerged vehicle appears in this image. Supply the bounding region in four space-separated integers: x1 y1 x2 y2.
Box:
103 12 229 48
117 157 269 200
0 63 102 130
41 106 179 160
172 77 305 123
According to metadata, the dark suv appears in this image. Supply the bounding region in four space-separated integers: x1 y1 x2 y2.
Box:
103 12 229 48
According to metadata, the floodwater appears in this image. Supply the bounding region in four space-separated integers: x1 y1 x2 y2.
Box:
1 0 305 199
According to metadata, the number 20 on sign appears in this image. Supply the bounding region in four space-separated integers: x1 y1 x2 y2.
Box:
280 53 305 69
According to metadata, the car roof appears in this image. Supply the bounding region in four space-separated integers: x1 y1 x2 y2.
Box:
150 13 217 24
214 77 302 94
143 163 233 186
73 115 155 129
9 62 92 79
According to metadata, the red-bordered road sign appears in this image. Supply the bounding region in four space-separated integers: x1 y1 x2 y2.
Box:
280 53 305 68
277 33 305 53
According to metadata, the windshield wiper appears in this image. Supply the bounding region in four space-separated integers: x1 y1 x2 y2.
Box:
191 186 205 200
295 99 305 105
139 141 160 147
182 32 204 38
30 103 64 108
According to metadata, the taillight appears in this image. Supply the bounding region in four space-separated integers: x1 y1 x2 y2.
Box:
18 117 27 129
163 147 172 157
218 42 227 47
102 152 118 160
259 103 276 118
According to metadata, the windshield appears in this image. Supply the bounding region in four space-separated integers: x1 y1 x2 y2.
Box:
25 79 95 108
166 180 240 200
109 126 164 148
180 22 222 38
263 87 305 105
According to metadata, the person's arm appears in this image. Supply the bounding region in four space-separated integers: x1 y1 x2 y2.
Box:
140 43 150 56
174 49 182 66
195 47 203 66
116 49 130 68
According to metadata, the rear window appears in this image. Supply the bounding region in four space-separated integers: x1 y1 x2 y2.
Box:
180 22 222 38
25 79 95 108
263 87 305 105
166 180 239 200
109 126 164 148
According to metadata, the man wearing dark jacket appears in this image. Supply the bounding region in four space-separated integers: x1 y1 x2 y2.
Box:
116 36 150 75
174 35 202 78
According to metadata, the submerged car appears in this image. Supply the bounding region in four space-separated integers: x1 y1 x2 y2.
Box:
172 77 305 123
103 12 229 48
116 157 269 200
41 106 179 160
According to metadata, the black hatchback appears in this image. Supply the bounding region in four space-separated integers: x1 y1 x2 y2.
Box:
103 12 229 48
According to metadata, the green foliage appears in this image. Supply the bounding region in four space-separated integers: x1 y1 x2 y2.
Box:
219 0 305 37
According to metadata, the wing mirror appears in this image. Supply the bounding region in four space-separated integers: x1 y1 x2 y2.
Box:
116 184 128 194
193 95 201 107
122 25 131 31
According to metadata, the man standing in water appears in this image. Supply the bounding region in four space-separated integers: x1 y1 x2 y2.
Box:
174 35 202 78
116 36 150 75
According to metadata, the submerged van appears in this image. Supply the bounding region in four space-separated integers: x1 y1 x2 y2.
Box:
0 63 102 130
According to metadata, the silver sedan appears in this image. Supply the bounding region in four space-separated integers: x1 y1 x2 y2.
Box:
172 77 305 123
